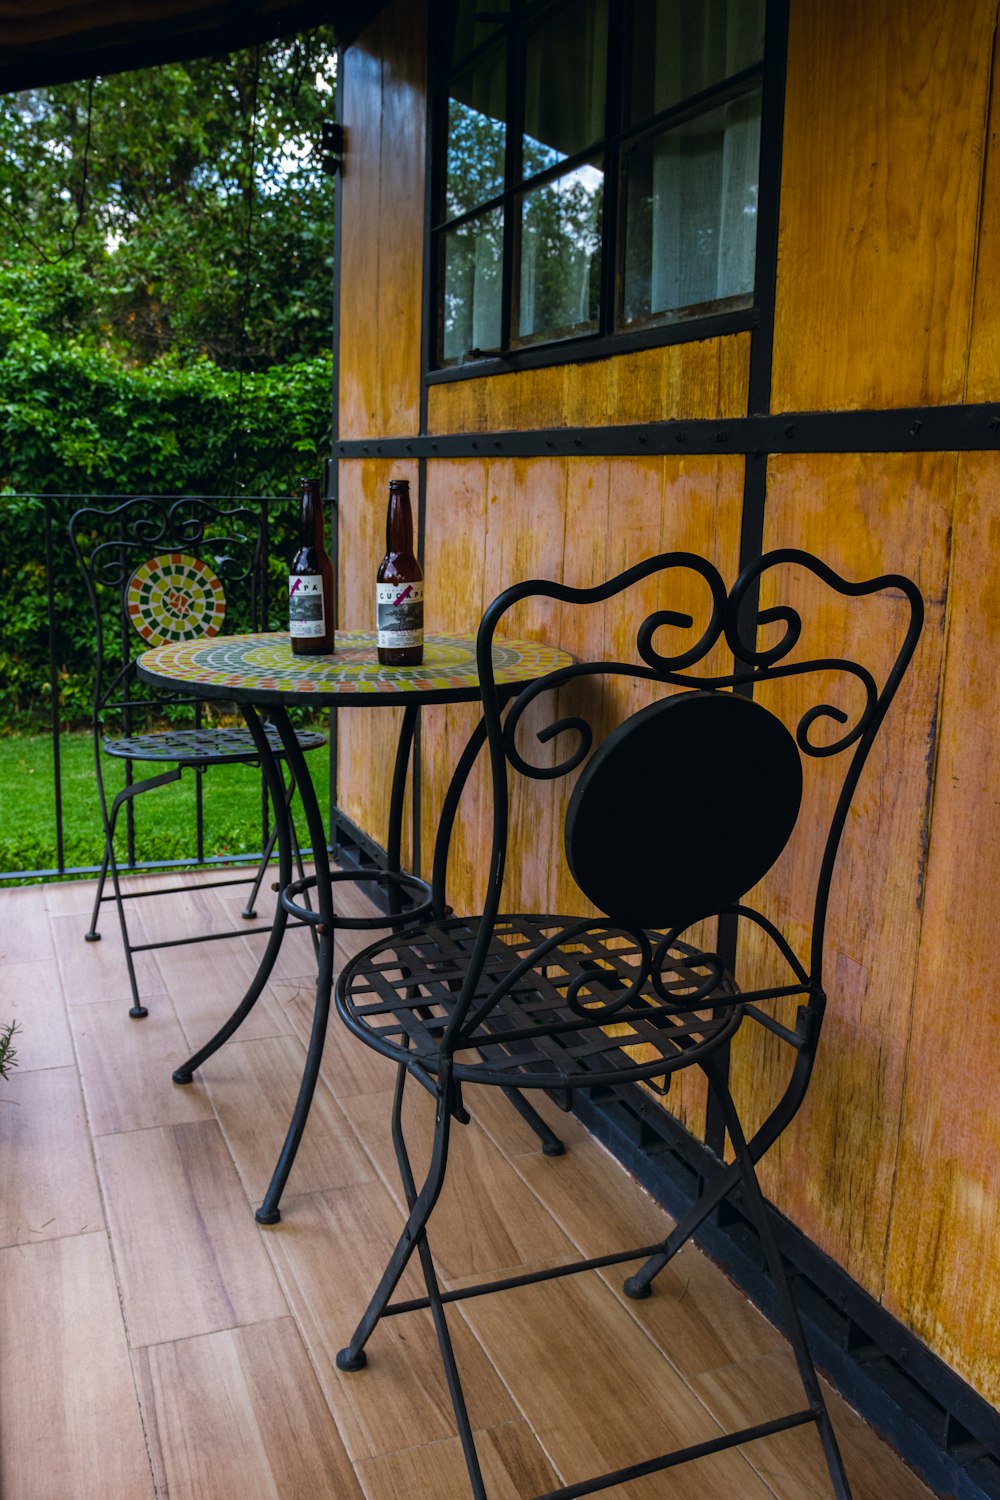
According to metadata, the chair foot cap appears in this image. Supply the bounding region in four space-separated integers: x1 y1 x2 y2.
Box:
84 931 101 942
622 1277 651 1300
255 1206 281 1225
542 1141 566 1157
172 1070 194 1085
241 908 257 920
336 1348 367 1372
129 1005 148 1019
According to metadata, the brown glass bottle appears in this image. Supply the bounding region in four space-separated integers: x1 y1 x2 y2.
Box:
289 476 335 655
376 479 424 666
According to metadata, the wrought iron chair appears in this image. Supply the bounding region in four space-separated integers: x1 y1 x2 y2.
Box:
69 495 325 1017
332 548 923 1500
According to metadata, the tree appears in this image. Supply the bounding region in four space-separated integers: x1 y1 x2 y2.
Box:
0 31 338 369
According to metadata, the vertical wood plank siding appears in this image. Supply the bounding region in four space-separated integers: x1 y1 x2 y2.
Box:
337 0 1000 1411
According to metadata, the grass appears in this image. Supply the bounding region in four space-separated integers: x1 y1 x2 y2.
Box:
0 725 331 880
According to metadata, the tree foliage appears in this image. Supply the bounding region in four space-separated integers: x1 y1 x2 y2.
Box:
0 31 338 369
0 32 339 732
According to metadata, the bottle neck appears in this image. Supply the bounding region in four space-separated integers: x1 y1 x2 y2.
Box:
300 484 325 551
386 485 414 556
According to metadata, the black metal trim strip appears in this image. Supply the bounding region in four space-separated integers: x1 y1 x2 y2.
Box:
327 38 347 846
335 402 1000 459
43 497 66 874
748 0 790 415
574 1086 1000 1500
427 308 757 381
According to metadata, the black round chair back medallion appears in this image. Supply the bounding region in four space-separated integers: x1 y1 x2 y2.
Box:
564 690 803 932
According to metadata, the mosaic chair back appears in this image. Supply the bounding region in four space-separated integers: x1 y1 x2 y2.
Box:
333 547 923 1500
68 495 323 1018
69 495 267 733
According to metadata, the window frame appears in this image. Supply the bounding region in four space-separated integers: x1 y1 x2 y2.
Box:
426 0 786 384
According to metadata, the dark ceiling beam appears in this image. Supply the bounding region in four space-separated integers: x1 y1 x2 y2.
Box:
0 0 387 92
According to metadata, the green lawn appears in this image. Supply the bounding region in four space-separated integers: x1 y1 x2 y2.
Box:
0 725 331 880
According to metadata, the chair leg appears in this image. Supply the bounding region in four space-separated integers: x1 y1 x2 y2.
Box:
96 791 147 1018
622 1152 747 1299
85 839 110 942
702 1061 854 1500
498 1085 565 1156
336 1063 457 1372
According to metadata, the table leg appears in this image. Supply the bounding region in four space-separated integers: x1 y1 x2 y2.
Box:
171 705 293 1083
255 702 336 1224
386 704 419 920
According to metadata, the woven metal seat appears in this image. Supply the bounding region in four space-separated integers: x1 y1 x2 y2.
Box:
333 547 923 1500
340 914 742 1092
103 724 326 765
70 495 325 1017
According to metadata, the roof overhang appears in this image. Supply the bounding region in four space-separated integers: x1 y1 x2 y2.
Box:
0 0 388 93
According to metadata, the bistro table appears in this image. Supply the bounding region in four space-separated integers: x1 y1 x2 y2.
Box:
137 628 573 1222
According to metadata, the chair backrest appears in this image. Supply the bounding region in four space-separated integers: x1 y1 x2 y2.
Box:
439 548 922 1050
69 495 267 721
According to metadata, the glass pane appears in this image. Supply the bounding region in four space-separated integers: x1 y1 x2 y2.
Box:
630 0 765 123
447 44 507 217
440 208 505 362
517 162 604 344
451 0 510 67
620 92 761 326
523 0 607 177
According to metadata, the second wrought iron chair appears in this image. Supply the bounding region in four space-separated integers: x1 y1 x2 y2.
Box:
332 547 922 1500
69 494 325 1017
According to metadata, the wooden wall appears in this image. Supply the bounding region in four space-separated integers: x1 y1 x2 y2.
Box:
336 0 1000 1410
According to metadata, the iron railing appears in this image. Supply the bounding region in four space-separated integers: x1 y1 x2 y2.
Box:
0 491 333 883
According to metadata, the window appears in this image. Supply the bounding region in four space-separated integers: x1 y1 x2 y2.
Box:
433 0 767 369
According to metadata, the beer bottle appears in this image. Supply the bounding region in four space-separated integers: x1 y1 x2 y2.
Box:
289 476 335 655
376 479 423 666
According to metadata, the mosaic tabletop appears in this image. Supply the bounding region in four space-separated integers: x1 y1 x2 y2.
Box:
137 630 574 707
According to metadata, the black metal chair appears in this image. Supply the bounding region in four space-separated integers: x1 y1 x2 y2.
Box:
69 494 325 1017
332 548 923 1500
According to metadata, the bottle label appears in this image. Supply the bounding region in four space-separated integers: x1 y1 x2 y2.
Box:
377 581 424 649
289 574 326 637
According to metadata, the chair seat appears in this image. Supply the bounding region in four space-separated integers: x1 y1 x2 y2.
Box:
102 725 326 766
337 913 744 1093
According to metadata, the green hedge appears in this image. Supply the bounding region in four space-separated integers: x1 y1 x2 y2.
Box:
0 270 332 729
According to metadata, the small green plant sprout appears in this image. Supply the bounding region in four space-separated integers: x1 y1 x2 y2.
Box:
0 1019 21 1083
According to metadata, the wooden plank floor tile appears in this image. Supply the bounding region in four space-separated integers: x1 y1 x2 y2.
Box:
274 982 391 1098
135 1317 365 1500
264 1181 520 1462
456 1272 781 1498
0 958 74 1071
468 1083 590 1159
96 1119 288 1347
200 1034 376 1201
692 1350 935 1500
347 1086 576 1283
1 880 938 1500
356 1422 560 1500
70 997 215 1135
218 901 322 983
132 881 254 947
158 933 293 1050
49 908 167 1006
0 1065 104 1249
41 875 106 917
1 887 57 964
0 1233 153 1499
516 1137 785 1374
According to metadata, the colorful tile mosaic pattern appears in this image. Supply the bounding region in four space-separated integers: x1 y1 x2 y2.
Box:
127 553 227 647
138 631 573 699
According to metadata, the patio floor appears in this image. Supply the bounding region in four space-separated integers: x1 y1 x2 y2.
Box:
0 871 936 1499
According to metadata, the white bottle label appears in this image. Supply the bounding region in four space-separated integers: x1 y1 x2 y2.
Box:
289 574 326 637
377 580 424 649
